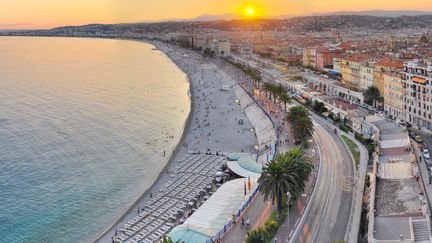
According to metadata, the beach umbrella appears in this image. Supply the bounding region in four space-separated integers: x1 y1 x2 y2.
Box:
244 179 247 196
248 177 251 191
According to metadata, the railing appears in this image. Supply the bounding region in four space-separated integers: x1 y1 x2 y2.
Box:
236 76 279 159
208 185 260 242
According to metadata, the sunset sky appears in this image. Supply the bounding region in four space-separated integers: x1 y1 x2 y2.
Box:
1 0 432 29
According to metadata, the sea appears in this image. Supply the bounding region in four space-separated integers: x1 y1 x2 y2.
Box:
0 37 190 242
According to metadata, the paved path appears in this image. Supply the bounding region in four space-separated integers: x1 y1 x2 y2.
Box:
222 193 273 243
219 60 319 243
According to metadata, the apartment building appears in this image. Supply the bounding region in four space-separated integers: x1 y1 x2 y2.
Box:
373 58 404 96
303 47 317 68
316 48 343 70
216 40 231 57
383 73 404 120
402 59 432 129
340 54 371 90
333 57 342 74
360 62 375 91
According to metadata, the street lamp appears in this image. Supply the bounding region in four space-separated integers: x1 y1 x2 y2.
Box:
286 191 292 242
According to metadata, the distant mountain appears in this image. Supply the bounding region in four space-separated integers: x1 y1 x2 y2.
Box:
308 10 432 17
149 10 431 23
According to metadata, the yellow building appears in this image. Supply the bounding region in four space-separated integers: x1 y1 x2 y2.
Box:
302 47 317 68
383 73 404 120
373 58 404 96
360 62 375 91
340 54 371 90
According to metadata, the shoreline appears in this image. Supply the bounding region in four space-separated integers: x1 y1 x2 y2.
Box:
94 38 274 243
0 35 273 242
93 40 196 242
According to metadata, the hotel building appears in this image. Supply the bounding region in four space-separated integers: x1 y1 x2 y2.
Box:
402 59 432 129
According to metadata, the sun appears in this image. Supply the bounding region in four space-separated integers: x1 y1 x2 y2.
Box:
238 3 262 18
246 7 255 16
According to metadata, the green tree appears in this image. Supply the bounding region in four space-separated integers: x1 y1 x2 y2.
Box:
258 147 314 216
279 92 292 112
286 106 315 142
364 86 382 107
246 228 269 243
312 100 327 114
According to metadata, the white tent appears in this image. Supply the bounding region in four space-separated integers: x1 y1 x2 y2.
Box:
170 178 258 242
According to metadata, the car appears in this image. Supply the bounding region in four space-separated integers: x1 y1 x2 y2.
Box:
406 122 412 128
409 132 417 139
415 135 424 143
424 148 430 155
426 160 432 169
424 153 431 161
399 120 406 126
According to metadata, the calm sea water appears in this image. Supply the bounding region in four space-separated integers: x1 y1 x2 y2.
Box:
0 37 190 242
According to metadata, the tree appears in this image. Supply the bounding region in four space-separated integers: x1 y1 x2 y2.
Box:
258 147 313 216
364 86 382 107
246 228 269 243
312 100 327 114
286 106 315 142
279 93 292 112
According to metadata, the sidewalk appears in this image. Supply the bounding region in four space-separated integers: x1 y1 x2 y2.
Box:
222 193 273 242
218 59 319 243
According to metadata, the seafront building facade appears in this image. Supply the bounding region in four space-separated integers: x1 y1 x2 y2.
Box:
373 58 404 96
360 62 375 91
340 54 371 90
402 59 432 129
383 73 404 121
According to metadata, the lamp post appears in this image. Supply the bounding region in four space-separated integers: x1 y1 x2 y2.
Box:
286 191 292 242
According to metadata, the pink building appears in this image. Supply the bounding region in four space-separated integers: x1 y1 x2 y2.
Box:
316 47 343 70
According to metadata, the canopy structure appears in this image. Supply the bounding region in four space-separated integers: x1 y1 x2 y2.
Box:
169 178 258 243
169 225 211 243
227 152 255 161
227 157 262 179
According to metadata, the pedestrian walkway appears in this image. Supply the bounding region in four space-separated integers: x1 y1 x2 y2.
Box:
218 60 319 243
222 193 273 242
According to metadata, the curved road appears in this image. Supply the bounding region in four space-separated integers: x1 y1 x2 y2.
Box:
291 114 355 243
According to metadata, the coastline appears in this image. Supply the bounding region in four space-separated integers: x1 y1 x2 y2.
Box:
93 40 196 242
95 38 275 242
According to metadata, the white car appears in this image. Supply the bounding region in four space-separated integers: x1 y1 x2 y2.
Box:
424 148 430 157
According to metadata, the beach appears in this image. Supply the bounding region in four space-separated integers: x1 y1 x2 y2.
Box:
95 40 276 242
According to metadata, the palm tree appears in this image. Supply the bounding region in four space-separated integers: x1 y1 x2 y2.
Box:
286 106 314 142
280 147 314 198
259 147 313 216
279 92 292 112
258 158 289 215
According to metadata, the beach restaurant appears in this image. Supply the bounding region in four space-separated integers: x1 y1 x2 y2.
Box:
169 178 259 243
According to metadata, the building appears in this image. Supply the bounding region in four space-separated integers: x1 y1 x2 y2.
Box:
402 59 432 129
303 47 317 68
193 36 208 50
373 58 404 96
340 54 371 90
316 48 343 70
215 40 231 57
360 62 375 91
333 57 342 74
383 73 404 120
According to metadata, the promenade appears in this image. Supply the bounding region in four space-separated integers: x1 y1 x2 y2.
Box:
217 60 320 243
97 42 277 243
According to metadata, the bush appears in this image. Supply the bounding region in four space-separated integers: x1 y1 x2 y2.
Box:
246 228 270 243
339 123 352 133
